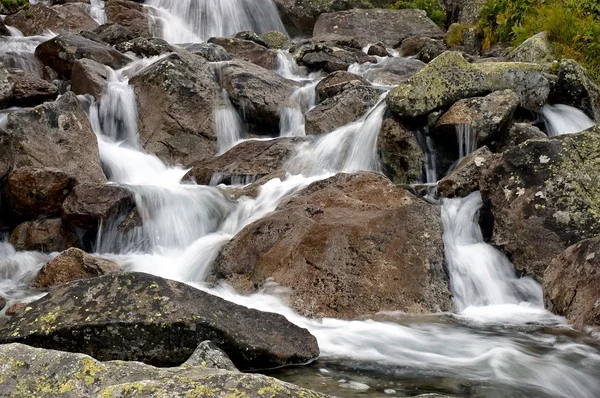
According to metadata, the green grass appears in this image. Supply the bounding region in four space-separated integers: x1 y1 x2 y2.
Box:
0 0 29 13
478 0 600 81
388 0 446 27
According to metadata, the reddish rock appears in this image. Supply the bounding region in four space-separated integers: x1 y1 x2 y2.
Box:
9 218 78 253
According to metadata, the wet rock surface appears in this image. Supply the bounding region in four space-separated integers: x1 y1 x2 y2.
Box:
0 272 320 371
4 4 98 36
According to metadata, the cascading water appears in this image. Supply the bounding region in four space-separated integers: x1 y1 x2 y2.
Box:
144 0 286 43
542 103 596 136
456 123 476 159
215 89 245 153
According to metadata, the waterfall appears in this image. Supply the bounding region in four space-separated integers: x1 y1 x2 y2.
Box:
456 123 476 159
215 89 244 153
279 81 318 137
144 0 286 43
542 104 596 136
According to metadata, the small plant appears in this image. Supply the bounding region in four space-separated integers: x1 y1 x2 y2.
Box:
388 0 446 28
0 0 29 14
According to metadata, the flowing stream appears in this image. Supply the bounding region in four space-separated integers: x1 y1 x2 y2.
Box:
1 2 600 397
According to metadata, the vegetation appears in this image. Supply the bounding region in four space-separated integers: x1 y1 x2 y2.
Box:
0 0 29 14
478 0 600 80
388 0 446 27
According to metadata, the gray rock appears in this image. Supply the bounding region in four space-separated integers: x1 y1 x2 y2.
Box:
208 37 278 69
387 51 550 118
297 42 376 73
316 70 369 101
507 32 554 64
378 117 424 184
0 343 329 397
233 30 269 47
260 30 294 49
5 71 59 108
438 146 493 198
313 8 444 47
493 122 546 152
183 42 231 62
356 57 426 86
92 23 139 46
71 58 109 101
184 341 238 371
399 36 440 57
115 37 174 57
0 272 320 371
551 59 600 122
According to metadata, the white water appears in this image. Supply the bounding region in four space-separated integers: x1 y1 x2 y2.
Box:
144 0 286 43
542 103 596 136
456 123 476 159
215 89 245 153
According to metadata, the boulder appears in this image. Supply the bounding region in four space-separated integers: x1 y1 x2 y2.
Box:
207 37 278 69
233 31 269 47
213 173 453 318
0 92 106 184
415 40 448 63
445 0 486 25
5 71 58 107
4 4 98 36
115 37 174 57
551 59 600 122
480 126 600 280
398 36 440 57
32 247 120 288
10 218 78 253
313 9 444 48
0 343 328 398
6 167 77 221
434 90 520 146
217 59 300 134
492 122 546 152
354 57 426 86
189 138 303 185
367 42 390 57
34 33 131 79
377 117 424 185
0 272 320 370
316 70 369 101
260 30 293 50
305 85 382 135
0 63 15 107
543 236 600 328
130 52 221 165
71 58 109 100
387 51 550 118
61 183 136 233
507 32 554 64
183 42 231 62
184 340 237 371
438 146 493 198
92 22 139 45
105 0 151 37
297 42 375 73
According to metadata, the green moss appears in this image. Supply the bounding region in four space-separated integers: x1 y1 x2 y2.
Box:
387 0 446 27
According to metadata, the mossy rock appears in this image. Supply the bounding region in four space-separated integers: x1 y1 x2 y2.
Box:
386 51 550 118
507 32 554 64
259 31 293 50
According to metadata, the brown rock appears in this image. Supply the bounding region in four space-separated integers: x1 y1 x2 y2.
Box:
398 36 439 57
315 71 369 101
298 43 376 73
377 117 424 185
105 0 151 37
0 296 6 311
71 58 109 100
438 146 493 198
4 4 98 37
208 37 278 70
6 72 58 108
213 172 453 318
6 167 77 220
33 247 120 288
10 218 78 253
492 123 546 152
367 42 390 57
543 236 600 328
5 303 27 317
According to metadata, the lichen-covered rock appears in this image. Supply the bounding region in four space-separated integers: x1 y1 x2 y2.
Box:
377 117 424 185
445 0 486 25
259 30 293 49
71 58 108 101
212 172 453 319
0 272 320 370
114 36 174 57
0 92 106 184
480 126 600 280
207 37 278 69
313 9 444 47
415 40 448 63
543 236 600 328
217 59 300 134
315 70 369 101
305 85 382 135
130 51 221 165
0 343 328 397
9 218 78 253
434 90 520 146
6 167 77 221
4 3 98 36
438 146 493 198
34 33 131 78
184 341 238 371
387 51 550 118
92 23 139 46
33 247 120 288
551 59 600 122
189 138 303 185
507 32 554 64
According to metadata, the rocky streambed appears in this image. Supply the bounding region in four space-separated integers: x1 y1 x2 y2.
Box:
1 0 600 397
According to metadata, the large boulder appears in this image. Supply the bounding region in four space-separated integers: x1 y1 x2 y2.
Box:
550 59 600 122
34 34 131 79
0 92 106 184
543 236 600 328
92 22 139 46
33 247 120 288
507 32 554 64
0 343 328 398
480 127 600 280
316 70 369 101
189 138 303 185
130 52 221 165
105 0 151 37
4 4 98 36
377 117 424 185
0 272 320 371
217 59 300 134
313 9 444 47
9 218 78 253
387 51 550 118
6 167 77 221
433 90 520 147
305 85 382 135
5 71 59 108
297 41 376 73
213 173 453 318
207 37 278 70
71 58 109 100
